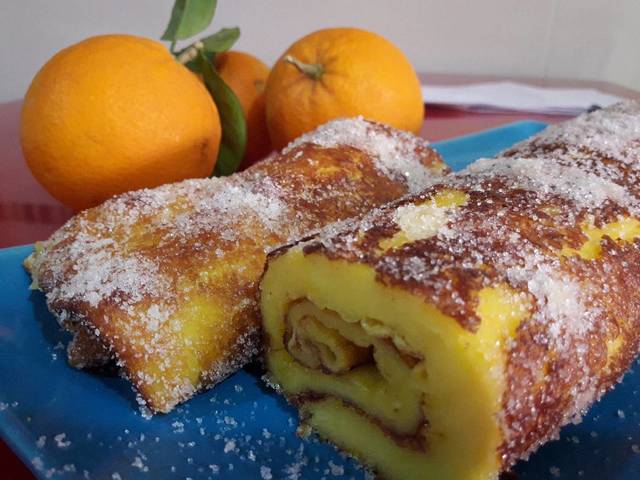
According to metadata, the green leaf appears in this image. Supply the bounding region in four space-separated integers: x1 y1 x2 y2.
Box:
175 27 240 72
183 57 202 73
198 51 246 176
200 27 240 53
161 0 218 41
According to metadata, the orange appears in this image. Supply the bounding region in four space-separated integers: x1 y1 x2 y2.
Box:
265 27 424 150
21 34 221 211
216 50 271 168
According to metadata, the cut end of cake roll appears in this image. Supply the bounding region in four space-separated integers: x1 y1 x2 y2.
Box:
260 101 640 479
260 190 524 480
261 240 528 480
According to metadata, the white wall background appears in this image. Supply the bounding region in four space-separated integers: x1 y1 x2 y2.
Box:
1 0 638 103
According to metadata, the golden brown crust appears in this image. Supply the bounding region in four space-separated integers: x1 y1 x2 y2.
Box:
27 117 446 412
279 101 640 467
66 324 112 369
498 224 640 465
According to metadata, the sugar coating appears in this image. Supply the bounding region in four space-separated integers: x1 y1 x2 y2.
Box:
260 465 273 479
283 117 443 193
507 101 640 164
466 156 633 211
54 433 71 448
393 201 456 242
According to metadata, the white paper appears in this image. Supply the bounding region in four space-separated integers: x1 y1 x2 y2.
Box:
421 81 623 115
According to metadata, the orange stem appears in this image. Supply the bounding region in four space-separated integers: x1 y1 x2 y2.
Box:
284 55 324 80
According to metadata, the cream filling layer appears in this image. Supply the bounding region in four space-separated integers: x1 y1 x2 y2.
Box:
282 299 426 439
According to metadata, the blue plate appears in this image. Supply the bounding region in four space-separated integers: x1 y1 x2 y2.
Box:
2 121 640 479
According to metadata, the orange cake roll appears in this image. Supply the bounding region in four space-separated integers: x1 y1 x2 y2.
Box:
24 118 446 414
260 101 640 479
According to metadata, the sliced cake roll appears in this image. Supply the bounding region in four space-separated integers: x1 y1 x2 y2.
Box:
260 101 640 479
25 118 446 413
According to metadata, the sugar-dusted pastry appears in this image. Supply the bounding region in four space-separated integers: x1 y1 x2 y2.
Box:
25 118 446 413
260 101 640 479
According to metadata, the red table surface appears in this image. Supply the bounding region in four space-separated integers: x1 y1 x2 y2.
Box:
1 74 639 479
